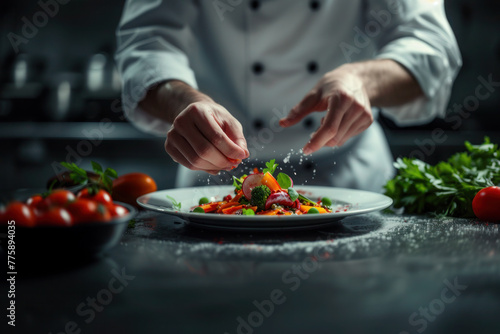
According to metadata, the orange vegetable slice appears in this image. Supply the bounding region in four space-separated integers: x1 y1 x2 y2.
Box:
199 203 220 213
217 202 241 213
261 172 281 192
222 205 244 214
256 209 280 216
300 205 328 214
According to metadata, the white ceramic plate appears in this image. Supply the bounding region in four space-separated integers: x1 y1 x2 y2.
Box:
137 186 393 232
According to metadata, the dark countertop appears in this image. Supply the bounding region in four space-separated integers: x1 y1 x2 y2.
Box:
4 211 500 334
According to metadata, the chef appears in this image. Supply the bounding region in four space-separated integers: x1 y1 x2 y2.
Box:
115 0 461 192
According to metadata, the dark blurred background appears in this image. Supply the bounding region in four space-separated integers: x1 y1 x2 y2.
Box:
0 0 499 192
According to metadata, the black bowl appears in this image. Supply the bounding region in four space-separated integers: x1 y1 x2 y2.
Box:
0 202 136 261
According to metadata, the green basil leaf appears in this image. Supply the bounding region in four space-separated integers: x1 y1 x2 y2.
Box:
288 187 299 202
277 173 292 189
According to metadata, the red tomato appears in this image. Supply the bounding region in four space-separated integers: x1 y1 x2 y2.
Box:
36 207 73 227
0 201 36 227
112 172 157 207
77 188 113 206
27 194 43 208
67 199 112 223
45 189 75 207
108 204 129 218
472 186 500 221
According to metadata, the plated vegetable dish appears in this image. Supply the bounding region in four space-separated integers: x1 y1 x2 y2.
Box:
190 160 337 215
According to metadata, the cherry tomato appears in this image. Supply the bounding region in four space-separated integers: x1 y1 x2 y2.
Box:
67 199 112 223
45 189 75 207
36 207 73 227
472 186 500 221
26 194 43 207
0 201 36 227
112 172 157 207
26 194 48 211
108 204 129 218
77 188 113 206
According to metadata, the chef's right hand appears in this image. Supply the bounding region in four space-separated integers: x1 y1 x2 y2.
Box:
165 101 249 175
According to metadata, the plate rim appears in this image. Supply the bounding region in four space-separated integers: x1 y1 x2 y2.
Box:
136 185 393 228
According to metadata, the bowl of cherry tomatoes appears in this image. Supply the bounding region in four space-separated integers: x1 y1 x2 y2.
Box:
0 188 136 259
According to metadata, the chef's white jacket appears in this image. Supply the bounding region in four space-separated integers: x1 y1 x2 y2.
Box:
115 0 461 192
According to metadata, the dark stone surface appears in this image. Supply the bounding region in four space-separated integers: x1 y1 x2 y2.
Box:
4 211 500 334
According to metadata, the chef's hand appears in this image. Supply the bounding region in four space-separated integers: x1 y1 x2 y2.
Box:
139 80 249 175
165 101 249 174
279 66 373 155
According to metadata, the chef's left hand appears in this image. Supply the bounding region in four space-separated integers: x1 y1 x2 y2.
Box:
279 66 373 155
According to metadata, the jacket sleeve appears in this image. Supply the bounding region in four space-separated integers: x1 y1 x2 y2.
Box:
115 0 198 134
368 0 462 126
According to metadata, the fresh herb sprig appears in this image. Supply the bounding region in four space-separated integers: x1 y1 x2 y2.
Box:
60 162 87 185
166 195 182 210
60 161 118 193
90 161 118 193
232 175 247 190
384 137 500 217
263 159 278 175
298 194 317 206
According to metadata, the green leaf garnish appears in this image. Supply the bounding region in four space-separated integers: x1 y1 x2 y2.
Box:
232 175 246 190
60 162 87 185
298 194 317 206
90 161 117 193
105 167 118 179
288 187 299 202
91 161 103 173
263 159 278 175
277 173 292 189
166 195 182 210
